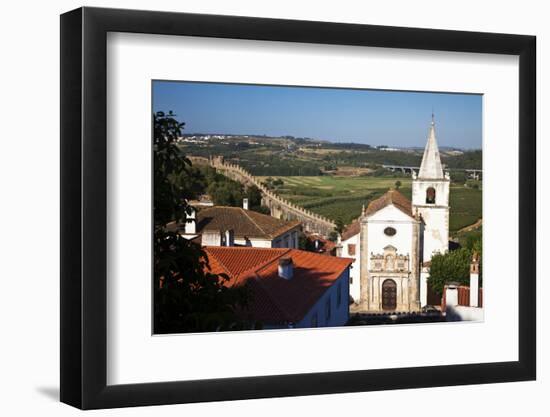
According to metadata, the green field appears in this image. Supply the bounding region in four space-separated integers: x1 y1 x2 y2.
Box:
448 186 483 231
259 175 482 233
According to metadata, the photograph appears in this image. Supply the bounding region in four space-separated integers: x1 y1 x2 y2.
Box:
0 0 542 413
153 81 483 334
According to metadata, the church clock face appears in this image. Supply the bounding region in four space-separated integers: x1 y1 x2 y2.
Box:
384 226 396 237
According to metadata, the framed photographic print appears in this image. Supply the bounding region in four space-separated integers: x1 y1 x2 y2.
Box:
60 6 536 409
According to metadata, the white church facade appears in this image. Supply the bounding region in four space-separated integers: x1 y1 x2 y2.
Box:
340 117 450 312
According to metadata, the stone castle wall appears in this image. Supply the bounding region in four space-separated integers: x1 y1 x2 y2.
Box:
207 156 336 237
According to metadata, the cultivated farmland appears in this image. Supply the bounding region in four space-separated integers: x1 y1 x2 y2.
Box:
259 175 482 234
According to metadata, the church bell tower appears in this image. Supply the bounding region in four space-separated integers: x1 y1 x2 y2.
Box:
412 115 450 262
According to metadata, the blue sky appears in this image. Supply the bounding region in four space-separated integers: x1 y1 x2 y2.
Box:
153 81 482 149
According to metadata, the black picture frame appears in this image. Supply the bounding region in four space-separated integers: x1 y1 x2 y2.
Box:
60 6 536 410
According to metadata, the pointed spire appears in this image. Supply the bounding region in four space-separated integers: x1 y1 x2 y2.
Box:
418 115 444 179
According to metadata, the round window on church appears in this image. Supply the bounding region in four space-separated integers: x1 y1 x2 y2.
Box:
384 226 396 236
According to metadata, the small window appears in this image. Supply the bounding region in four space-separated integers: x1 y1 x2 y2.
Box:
325 297 331 322
347 244 356 256
384 227 396 236
426 187 436 204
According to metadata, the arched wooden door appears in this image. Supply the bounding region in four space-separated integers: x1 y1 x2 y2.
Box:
382 279 397 310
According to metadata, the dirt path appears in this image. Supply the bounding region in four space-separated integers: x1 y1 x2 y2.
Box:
457 218 482 234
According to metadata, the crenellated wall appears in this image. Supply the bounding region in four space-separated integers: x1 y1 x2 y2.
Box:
207 156 336 237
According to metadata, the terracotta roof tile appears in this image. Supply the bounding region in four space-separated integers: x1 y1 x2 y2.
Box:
341 218 361 241
204 247 353 325
195 206 300 239
205 246 289 278
364 189 413 218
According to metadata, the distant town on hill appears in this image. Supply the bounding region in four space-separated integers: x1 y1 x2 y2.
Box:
177 132 482 177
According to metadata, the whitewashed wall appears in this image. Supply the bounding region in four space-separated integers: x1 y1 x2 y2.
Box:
341 233 360 302
412 179 450 260
415 207 449 260
207 228 299 248
412 179 450 207
234 237 273 248
366 206 416 257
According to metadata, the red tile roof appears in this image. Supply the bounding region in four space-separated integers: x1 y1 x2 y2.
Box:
341 218 361 241
205 247 285 278
305 233 338 255
365 189 413 218
204 247 353 324
196 206 301 239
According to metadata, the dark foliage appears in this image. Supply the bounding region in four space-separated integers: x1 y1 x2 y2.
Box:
427 237 482 295
153 111 252 333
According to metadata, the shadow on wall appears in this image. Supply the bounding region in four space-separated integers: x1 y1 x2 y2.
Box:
445 305 484 322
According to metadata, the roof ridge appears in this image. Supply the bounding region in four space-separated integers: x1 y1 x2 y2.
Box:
365 188 413 219
266 219 302 239
253 248 293 275
204 249 234 279
248 249 295 322
209 247 289 280
240 207 271 236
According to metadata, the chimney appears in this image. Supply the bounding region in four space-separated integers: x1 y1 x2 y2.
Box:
278 257 293 280
223 229 234 247
184 207 196 234
469 252 480 307
243 198 249 210
445 282 460 308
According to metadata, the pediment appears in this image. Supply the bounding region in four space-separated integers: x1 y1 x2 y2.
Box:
367 204 414 222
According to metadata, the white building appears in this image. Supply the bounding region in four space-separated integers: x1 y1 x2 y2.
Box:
412 116 450 262
340 220 361 302
340 117 450 312
173 204 301 249
359 189 422 311
414 117 450 308
205 247 352 329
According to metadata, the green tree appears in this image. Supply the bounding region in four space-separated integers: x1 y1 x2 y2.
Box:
427 245 482 295
245 185 263 209
245 183 271 215
252 205 271 215
207 180 244 206
169 165 207 201
450 171 467 184
394 180 402 189
328 230 339 242
298 232 316 251
153 111 251 333
334 217 345 234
